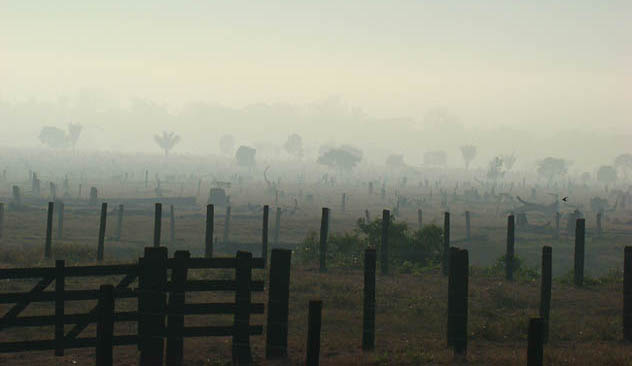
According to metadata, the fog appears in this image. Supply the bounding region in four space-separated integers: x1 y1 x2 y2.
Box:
1 1 631 171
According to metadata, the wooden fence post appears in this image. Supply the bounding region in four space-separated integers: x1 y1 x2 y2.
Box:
45 202 54 259
170 205 176 244
56 201 64 240
596 212 602 236
273 207 281 246
233 251 253 364
527 317 544 366
55 259 65 356
116 204 124 241
97 203 107 262
96 284 114 366
381 209 390 275
223 206 231 243
319 208 329 273
447 247 468 355
166 250 189 366
362 248 376 350
154 203 162 248
89 187 98 206
442 212 450 276
0 202 4 240
262 205 269 267
465 211 471 241
624 246 632 342
574 218 585 286
12 186 22 209
205 204 214 258
341 193 346 212
418 208 422 230
540 246 552 344
506 215 515 281
266 249 292 359
306 300 322 366
139 247 168 366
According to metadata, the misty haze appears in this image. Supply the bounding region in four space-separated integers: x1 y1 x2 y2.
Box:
0 1 631 365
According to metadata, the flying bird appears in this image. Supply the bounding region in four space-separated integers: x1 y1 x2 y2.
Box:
562 196 568 202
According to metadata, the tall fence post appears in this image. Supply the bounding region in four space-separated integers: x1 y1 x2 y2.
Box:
574 218 585 286
223 206 231 243
362 248 376 350
116 204 124 241
506 215 515 281
45 202 54 259
306 300 323 366
262 205 269 267
319 208 329 273
442 212 450 276
341 193 346 212
205 204 214 258
96 284 114 366
624 246 632 342
273 207 281 246
170 204 176 244
417 208 423 230
153 203 162 247
56 201 64 240
527 317 544 366
266 249 292 359
139 247 168 366
233 251 253 364
97 203 107 262
447 247 468 355
55 259 65 356
166 250 189 366
381 209 390 275
596 212 602 236
540 246 552 343
465 211 471 241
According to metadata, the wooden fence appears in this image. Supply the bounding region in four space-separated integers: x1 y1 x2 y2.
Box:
0 247 292 366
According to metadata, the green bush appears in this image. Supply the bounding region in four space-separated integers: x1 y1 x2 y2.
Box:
482 255 539 281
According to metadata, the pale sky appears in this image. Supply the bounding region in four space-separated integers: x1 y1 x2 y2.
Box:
1 1 631 166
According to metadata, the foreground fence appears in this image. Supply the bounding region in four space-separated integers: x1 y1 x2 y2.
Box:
0 247 292 365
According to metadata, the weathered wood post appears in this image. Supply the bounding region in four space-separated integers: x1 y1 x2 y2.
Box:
56 201 64 240
97 202 107 262
273 207 281 246
50 182 57 201
12 186 22 209
153 203 162 248
139 247 168 366
0 202 4 240
89 187 98 206
554 212 560 240
223 206 231 243
169 205 176 244
341 193 346 212
319 208 330 273
45 202 54 258
233 251 253 364
447 247 468 355
624 246 632 342
465 211 471 241
418 208 422 230
266 249 292 359
96 284 114 366
574 218 585 286
506 215 515 281
204 204 214 258
442 212 450 276
362 248 376 350
527 317 544 366
365 209 370 222
115 204 124 241
55 259 65 356
306 300 323 366
262 205 269 267
166 250 189 366
540 246 552 343
596 212 602 236
381 209 390 275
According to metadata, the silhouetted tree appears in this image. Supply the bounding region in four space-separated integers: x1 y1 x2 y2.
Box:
318 145 363 172
537 157 568 184
487 156 505 181
219 134 235 156
459 145 477 170
154 131 180 157
614 153 632 181
67 123 82 150
235 145 256 167
284 133 304 159
39 126 68 148
501 153 517 171
597 165 617 186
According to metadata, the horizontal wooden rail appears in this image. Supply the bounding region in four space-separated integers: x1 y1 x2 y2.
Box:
0 288 136 304
0 335 138 353
177 303 264 315
166 280 264 292
4 311 139 327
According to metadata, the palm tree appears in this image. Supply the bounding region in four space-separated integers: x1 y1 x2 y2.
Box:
154 131 180 157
